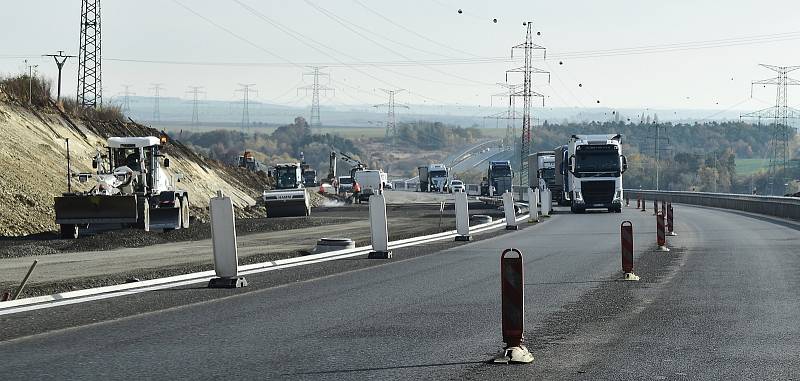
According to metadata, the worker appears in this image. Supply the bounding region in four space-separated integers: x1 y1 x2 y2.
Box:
352 181 362 204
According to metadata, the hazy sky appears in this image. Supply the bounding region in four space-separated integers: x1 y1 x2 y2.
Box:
2 0 799 112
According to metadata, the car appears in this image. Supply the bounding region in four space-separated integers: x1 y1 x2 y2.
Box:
450 180 465 193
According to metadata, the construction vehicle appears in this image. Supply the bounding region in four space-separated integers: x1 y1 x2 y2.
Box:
54 136 189 239
528 151 556 191
300 163 318 187
353 169 387 202
418 164 449 192
566 134 628 213
262 162 311 217
237 151 269 173
481 161 513 196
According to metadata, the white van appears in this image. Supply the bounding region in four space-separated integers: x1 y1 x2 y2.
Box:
353 169 385 202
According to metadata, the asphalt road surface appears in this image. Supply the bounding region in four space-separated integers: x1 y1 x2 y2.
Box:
1 204 798 380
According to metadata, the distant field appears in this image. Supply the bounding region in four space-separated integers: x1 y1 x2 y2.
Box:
736 158 768 176
158 123 391 139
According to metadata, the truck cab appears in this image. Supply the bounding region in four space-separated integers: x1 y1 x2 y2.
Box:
567 134 627 213
487 160 513 196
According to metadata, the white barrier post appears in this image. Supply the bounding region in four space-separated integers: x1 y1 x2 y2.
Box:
528 188 539 223
541 189 551 217
368 193 392 259
208 191 247 288
503 191 518 230
454 191 471 241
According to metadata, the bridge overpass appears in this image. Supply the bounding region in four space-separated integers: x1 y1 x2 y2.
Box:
0 193 798 379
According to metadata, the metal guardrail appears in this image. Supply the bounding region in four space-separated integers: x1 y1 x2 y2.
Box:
625 189 800 221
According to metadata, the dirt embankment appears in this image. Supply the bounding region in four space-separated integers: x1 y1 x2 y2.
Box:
0 92 269 236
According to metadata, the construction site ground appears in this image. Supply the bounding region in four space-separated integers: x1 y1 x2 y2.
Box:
0 191 502 298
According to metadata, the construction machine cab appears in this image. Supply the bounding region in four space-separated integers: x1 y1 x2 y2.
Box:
274 163 303 190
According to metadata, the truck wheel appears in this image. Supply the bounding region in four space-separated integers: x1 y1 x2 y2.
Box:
181 196 190 229
60 224 78 239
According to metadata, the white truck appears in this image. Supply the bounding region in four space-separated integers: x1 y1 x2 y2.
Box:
418 164 449 192
353 169 387 202
566 134 628 213
528 151 556 191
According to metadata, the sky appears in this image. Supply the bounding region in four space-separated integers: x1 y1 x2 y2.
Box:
2 0 800 114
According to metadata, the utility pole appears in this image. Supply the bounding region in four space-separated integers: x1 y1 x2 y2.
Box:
741 64 800 195
120 84 135 114
506 21 549 187
43 51 75 102
237 84 257 132
77 0 102 108
23 60 39 105
374 89 408 151
298 67 334 131
150 83 164 123
186 86 205 129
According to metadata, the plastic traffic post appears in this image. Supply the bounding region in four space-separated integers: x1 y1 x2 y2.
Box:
625 196 630 207
528 188 539 223
368 193 392 259
636 196 641 209
652 200 658 215
208 191 248 288
667 203 677 236
503 191 518 230
493 248 534 364
661 200 666 217
454 191 471 241
541 189 551 217
641 196 646 212
657 211 669 251
620 221 639 281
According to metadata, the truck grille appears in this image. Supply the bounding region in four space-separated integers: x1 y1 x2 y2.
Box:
581 180 615 204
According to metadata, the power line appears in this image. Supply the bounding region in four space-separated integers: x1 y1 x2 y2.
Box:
507 21 549 188
297 67 334 131
374 89 408 151
186 86 205 128
77 0 102 108
236 83 257 131
150 83 164 123
741 64 800 195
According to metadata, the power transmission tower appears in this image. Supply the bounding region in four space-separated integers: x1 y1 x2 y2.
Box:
297 67 335 131
237 84 257 132
740 64 800 195
374 89 408 150
186 86 205 129
77 0 101 108
43 50 76 102
493 83 520 150
120 84 135 114
506 21 549 187
150 83 164 123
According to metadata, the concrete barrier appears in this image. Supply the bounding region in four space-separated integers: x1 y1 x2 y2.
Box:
625 189 800 221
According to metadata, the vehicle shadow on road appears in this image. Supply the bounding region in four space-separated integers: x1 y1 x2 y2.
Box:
525 279 616 286
280 360 486 377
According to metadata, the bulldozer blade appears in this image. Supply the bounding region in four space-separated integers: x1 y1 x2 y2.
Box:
55 195 139 224
149 206 181 231
264 189 310 218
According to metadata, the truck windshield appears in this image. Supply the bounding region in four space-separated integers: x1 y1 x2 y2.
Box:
430 170 447 177
339 177 353 184
276 169 298 188
492 167 511 177
576 151 620 173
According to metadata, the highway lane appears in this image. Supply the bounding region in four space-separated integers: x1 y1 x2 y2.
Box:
1 204 798 380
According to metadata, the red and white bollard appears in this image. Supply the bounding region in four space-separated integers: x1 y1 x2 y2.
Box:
657 211 669 252
493 248 534 364
621 221 639 281
667 203 677 236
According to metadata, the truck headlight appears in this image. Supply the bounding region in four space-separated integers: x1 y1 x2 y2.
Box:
574 191 583 201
